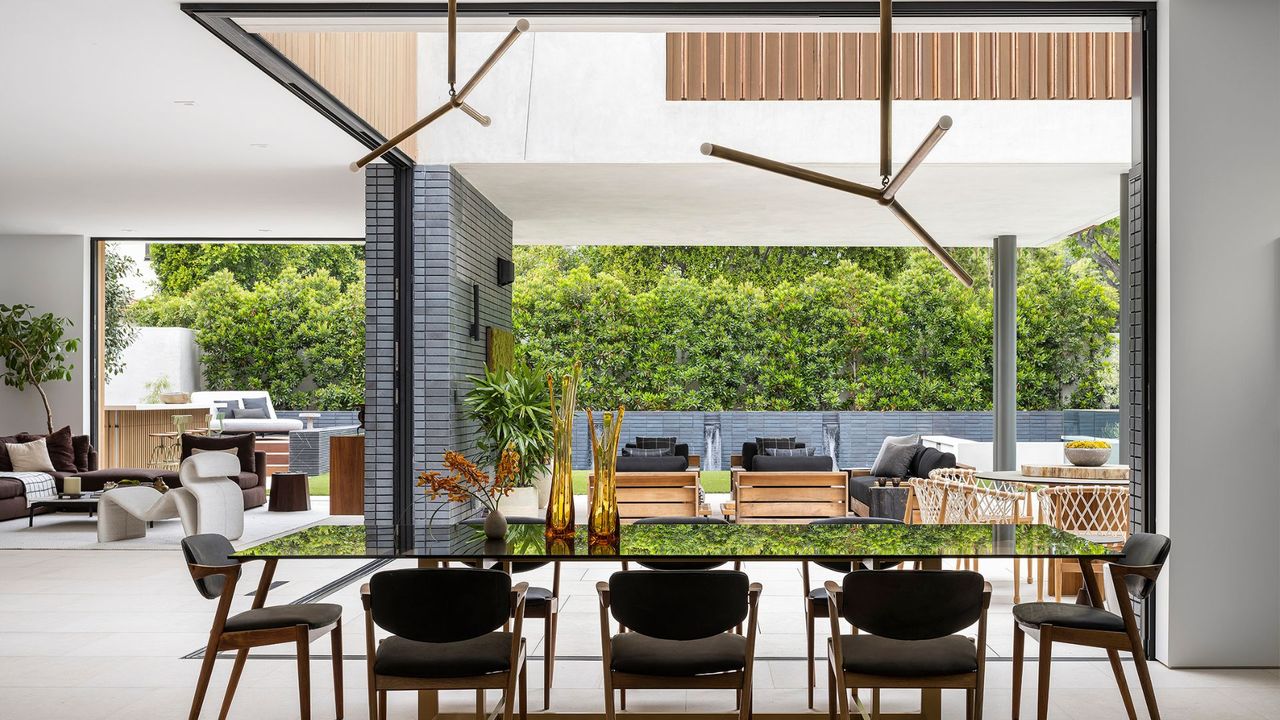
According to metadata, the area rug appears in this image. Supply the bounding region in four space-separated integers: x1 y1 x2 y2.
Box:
0 498 340 550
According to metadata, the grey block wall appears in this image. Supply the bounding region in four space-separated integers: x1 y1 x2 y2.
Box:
364 164 396 526
366 165 514 529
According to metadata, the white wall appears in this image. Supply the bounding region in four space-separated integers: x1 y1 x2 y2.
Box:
0 235 90 435
104 327 202 405
1157 0 1280 667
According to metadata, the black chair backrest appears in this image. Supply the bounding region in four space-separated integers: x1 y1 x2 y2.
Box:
1117 532 1171 599
841 570 984 641
181 533 242 600
632 517 729 570
609 570 748 640
810 517 904 573
370 568 511 643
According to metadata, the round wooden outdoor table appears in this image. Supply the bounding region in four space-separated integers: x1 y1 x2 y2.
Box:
975 469 1129 486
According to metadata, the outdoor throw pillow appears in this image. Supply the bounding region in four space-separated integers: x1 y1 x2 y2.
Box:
755 436 797 454
240 396 271 415
765 446 816 456
623 446 674 457
634 436 677 450
870 435 922 478
230 408 268 420
6 438 56 473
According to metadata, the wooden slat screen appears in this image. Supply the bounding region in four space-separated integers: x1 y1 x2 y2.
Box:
667 31 1131 101
259 32 419 158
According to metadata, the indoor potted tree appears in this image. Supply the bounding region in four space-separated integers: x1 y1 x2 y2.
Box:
0 304 80 434
464 362 554 512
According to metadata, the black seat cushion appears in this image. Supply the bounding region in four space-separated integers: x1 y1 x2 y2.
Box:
839 634 977 677
849 476 881 506
616 455 688 473
752 454 832 472
375 633 514 678
224 603 343 632
611 632 747 676
1012 603 1126 632
525 586 554 607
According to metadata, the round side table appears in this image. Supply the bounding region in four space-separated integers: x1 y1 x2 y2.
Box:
268 472 311 512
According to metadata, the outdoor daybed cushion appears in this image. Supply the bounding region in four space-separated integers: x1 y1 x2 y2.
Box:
849 446 958 508
617 455 688 473
752 454 833 472
219 417 304 433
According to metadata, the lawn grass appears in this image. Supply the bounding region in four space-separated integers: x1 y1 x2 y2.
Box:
572 469 729 494
308 473 329 496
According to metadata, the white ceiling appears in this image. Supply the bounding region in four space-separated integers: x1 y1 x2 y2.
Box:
0 1 1129 244
0 0 368 238
458 162 1126 247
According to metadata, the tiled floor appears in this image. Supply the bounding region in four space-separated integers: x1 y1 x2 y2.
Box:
0 548 1275 719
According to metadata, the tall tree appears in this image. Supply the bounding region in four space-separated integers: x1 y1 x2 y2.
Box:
103 248 138 379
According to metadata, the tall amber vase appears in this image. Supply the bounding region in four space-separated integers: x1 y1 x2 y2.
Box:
587 407 624 545
545 364 580 539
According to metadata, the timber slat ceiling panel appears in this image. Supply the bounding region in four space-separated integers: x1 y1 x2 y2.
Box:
667 31 1131 101
260 32 418 158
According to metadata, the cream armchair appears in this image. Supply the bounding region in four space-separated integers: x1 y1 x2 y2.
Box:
97 452 244 542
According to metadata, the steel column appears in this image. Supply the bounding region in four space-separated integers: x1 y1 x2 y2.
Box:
993 235 1017 472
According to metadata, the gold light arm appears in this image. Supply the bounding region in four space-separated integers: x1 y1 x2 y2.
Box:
700 143 883 201
447 0 457 88
457 101 492 127
886 200 974 288
880 0 893 181
350 18 529 171
881 115 952 203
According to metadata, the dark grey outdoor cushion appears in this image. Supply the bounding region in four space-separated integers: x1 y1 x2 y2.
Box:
611 632 747 676
752 454 833 472
616 455 687 472
755 436 797 454
765 446 816 456
870 441 920 479
374 633 513 678
240 396 271 414
1012 603 1126 632
224 604 343 632
838 634 977 676
635 436 677 450
229 407 268 420
870 434 920 477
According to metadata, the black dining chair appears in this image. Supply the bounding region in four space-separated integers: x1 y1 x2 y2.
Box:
1011 532 1171 720
362 567 528 720
597 569 761 720
800 516 904 708
826 569 990 720
181 534 344 720
455 516 562 710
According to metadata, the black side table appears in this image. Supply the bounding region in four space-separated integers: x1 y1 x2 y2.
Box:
268 473 311 512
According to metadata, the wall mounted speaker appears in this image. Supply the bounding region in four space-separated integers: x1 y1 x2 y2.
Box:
497 257 515 286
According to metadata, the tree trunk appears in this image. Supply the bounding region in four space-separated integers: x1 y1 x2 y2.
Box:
34 382 53 434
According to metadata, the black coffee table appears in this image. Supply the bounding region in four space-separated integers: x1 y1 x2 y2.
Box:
28 493 102 527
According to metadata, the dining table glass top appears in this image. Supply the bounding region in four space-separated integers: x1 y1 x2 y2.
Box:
233 521 1117 562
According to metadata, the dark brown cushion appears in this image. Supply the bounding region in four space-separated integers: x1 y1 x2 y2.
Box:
1012 603 1126 633
0 478 22 501
181 433 255 474
839 634 978 676
374 633 514 678
610 632 747 676
223 603 343 633
16 426 77 472
72 435 92 472
0 435 18 472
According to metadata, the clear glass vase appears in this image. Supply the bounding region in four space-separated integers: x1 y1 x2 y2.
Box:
588 408 624 546
545 364 580 539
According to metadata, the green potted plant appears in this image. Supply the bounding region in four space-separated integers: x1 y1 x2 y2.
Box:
464 362 554 511
0 304 80 434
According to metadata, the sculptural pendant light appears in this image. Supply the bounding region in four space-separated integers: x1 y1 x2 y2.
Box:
350 0 529 171
700 0 974 287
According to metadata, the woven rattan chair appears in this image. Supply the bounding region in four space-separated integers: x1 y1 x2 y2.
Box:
1038 485 1130 601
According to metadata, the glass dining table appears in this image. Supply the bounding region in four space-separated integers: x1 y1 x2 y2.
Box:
233 521 1118 720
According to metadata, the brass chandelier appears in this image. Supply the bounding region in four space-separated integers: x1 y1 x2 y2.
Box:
700 0 973 287
350 0 528 171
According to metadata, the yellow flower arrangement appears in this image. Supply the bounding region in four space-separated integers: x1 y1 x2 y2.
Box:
1065 440 1111 449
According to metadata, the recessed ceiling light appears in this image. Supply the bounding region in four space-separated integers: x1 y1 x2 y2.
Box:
120 228 135 233
173 100 196 106
249 143 269 149
257 229 271 233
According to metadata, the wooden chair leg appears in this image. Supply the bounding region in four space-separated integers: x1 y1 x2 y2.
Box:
827 664 837 720
331 623 344 719
520 664 529 720
544 611 557 710
378 690 387 720
620 689 627 710
871 688 881 720
189 637 220 720
1013 559 1021 604
502 666 518 720
1037 559 1045 601
1036 626 1053 720
217 648 249 720
966 688 975 720
1054 561 1063 603
603 686 616 720
295 625 312 720
476 689 485 720
1106 649 1138 720
367 675 378 720
806 609 816 709
1012 624 1025 720
1130 643 1162 720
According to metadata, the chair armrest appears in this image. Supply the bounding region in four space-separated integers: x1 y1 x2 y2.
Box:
957 462 976 470
254 451 267 484
824 581 845 672
982 582 993 609
674 443 690 460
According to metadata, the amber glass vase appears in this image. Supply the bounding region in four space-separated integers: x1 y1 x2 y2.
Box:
587 407 624 545
545 364 580 539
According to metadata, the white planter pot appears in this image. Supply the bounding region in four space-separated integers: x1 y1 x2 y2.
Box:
498 487 540 518
532 467 552 510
